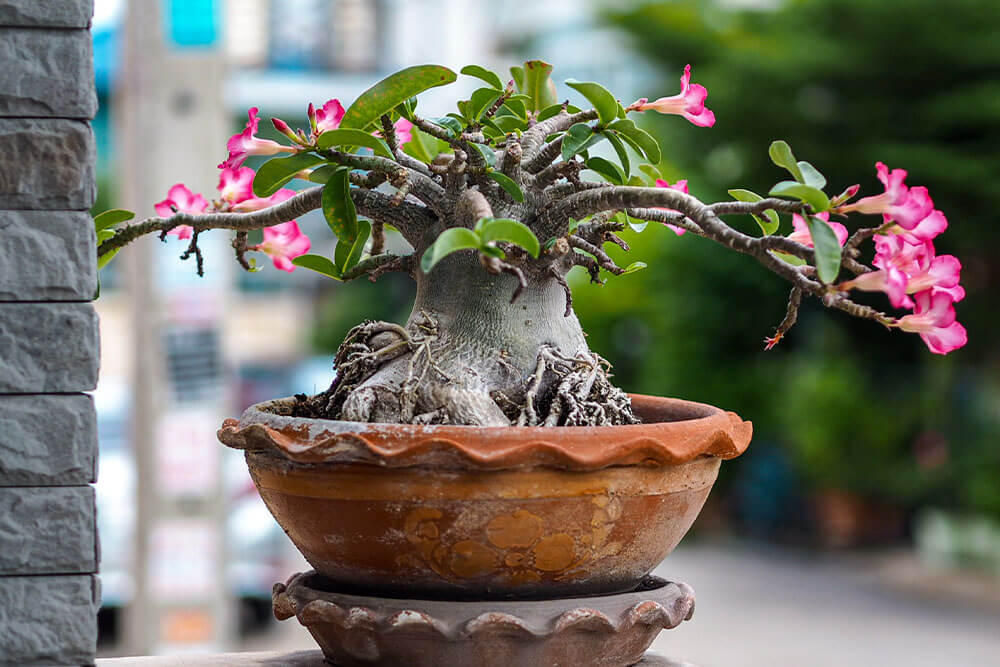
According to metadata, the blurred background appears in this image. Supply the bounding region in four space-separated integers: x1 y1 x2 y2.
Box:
92 0 1000 664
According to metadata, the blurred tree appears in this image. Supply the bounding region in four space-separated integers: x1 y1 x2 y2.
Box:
574 0 1000 522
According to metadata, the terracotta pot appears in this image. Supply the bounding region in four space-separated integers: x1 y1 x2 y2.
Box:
219 394 751 599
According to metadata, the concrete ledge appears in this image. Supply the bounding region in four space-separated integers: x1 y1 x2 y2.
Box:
94 650 691 666
0 302 100 393
0 485 96 574
0 28 97 118
0 394 96 486
0 0 93 28
0 210 97 301
0 574 98 667
0 118 96 210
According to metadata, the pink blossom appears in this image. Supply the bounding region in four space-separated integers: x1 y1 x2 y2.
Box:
231 187 296 213
394 118 413 145
309 99 345 135
839 162 933 229
255 221 311 272
890 209 948 243
655 178 689 235
635 65 715 127
787 212 848 248
841 235 962 309
154 184 208 240
217 167 255 205
219 107 296 170
897 289 967 354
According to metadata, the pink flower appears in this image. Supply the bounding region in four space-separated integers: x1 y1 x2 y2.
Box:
655 178 689 235
635 65 716 127
231 187 296 213
219 107 296 170
890 209 948 243
154 184 208 240
217 167 255 205
394 118 413 145
787 212 848 248
309 99 345 135
841 236 962 309
897 289 967 354
839 162 933 229
255 221 311 272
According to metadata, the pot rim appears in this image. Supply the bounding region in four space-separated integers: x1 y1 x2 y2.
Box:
218 393 751 471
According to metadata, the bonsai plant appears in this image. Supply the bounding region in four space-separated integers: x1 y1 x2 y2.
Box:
94 61 967 664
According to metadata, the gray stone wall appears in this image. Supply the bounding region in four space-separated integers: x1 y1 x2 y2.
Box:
0 1 100 665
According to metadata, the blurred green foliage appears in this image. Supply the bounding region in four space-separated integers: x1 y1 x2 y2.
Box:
586 0 1000 517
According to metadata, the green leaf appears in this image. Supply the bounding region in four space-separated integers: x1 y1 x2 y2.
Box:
772 251 807 267
769 181 830 212
460 64 503 90
291 253 342 280
487 171 525 202
322 168 359 268
727 188 779 235
806 215 842 283
564 79 618 125
480 244 506 259
469 87 502 121
607 119 661 164
586 156 626 185
429 116 463 137
316 128 393 158
477 217 540 258
403 126 445 162
604 131 630 179
339 219 371 274
420 227 483 273
94 209 134 232
97 247 121 270
509 65 525 92
768 140 805 183
797 160 827 189
523 60 558 112
501 97 528 120
470 142 497 167
638 164 662 183
307 164 340 184
493 115 526 134
253 153 326 197
622 261 647 275
561 123 594 161
340 65 457 130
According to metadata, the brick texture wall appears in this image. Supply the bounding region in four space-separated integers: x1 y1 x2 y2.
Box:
0 1 100 665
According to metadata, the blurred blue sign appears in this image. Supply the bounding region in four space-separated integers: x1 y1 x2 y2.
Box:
164 0 218 49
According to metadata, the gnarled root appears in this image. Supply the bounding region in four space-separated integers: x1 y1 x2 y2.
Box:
294 326 639 427
510 346 639 427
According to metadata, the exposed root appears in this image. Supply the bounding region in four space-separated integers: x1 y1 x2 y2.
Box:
292 328 638 427
514 346 639 427
293 313 446 421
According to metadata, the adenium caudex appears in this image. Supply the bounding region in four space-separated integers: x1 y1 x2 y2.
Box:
95 61 968 428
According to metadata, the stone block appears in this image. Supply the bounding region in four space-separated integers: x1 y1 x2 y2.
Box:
0 210 97 301
0 119 95 210
0 27 97 118
0 486 97 574
0 302 99 392
0 394 96 486
0 574 97 666
0 0 93 28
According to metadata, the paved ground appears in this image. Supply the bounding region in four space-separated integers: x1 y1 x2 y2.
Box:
241 541 1000 666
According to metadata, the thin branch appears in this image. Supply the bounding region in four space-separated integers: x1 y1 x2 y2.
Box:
549 265 574 317
521 109 599 166
764 286 802 350
340 253 414 282
523 136 565 174
568 236 625 275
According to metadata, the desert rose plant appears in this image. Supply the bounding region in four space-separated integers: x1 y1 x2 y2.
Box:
95 61 967 427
